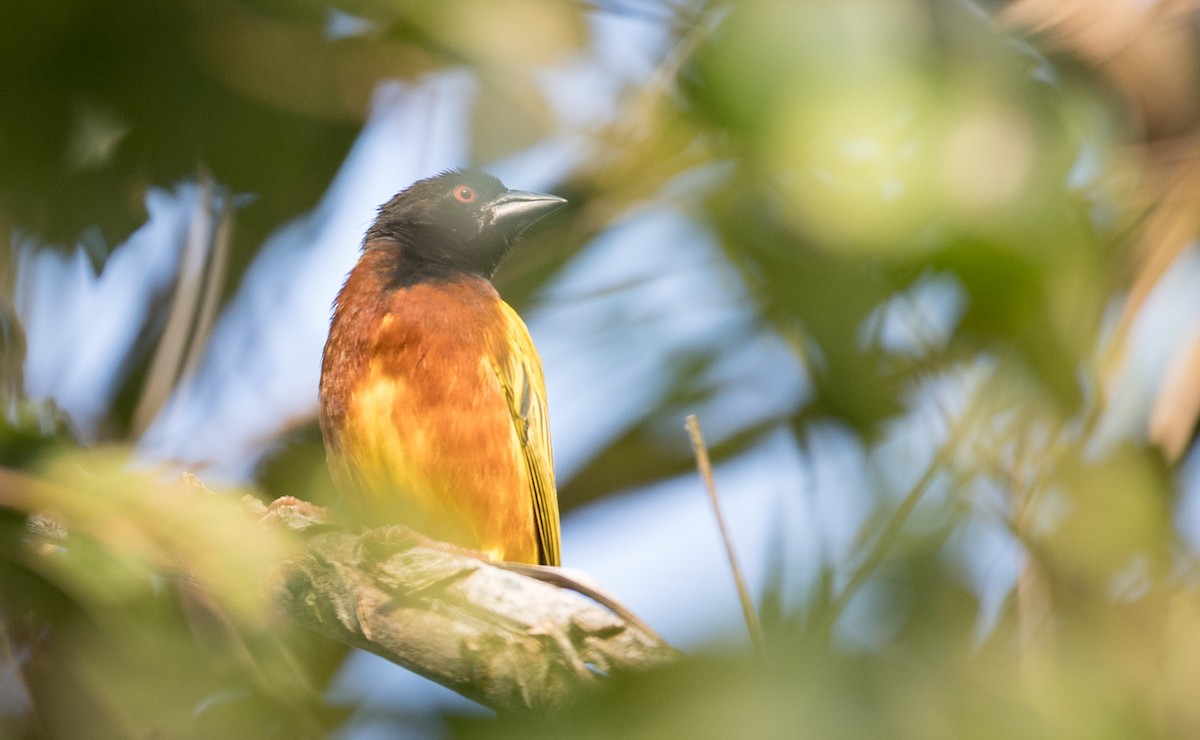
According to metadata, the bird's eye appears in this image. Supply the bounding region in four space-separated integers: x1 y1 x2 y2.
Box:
452 185 476 203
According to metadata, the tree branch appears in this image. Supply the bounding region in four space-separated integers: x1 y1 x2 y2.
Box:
267 519 678 713
4 468 679 715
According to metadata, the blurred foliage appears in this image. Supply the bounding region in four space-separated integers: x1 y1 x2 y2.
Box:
0 0 580 267
4 0 1200 736
0 449 347 737
690 0 1118 424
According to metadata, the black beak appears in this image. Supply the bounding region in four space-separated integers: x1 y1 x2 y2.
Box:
485 190 567 236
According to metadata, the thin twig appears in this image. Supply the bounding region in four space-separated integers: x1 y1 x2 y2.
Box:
132 178 216 435
821 374 983 632
179 189 234 383
822 442 948 630
685 414 766 655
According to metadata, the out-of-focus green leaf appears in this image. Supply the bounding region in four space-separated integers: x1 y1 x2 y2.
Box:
0 0 352 246
0 0 585 254
454 507 1200 738
0 401 76 469
0 447 345 736
702 171 906 434
13 448 291 625
1036 442 1173 583
685 0 1125 422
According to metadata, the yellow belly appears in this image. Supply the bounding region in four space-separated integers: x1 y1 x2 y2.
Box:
338 356 536 562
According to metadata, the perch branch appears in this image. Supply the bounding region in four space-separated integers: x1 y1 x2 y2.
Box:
255 499 679 713
0 469 679 715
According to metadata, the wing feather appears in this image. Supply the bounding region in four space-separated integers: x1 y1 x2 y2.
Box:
493 301 560 566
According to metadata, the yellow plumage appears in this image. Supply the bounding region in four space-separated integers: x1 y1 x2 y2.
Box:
494 299 560 566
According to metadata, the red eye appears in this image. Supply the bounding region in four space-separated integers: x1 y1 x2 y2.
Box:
453 185 476 203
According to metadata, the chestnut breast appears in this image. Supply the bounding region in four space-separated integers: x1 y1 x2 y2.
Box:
319 250 537 562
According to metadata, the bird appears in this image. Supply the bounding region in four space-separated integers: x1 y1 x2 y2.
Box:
318 169 565 566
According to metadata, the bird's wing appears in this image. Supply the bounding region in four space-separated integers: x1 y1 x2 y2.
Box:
494 300 561 566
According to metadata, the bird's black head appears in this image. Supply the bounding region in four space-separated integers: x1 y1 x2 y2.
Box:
365 169 566 284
